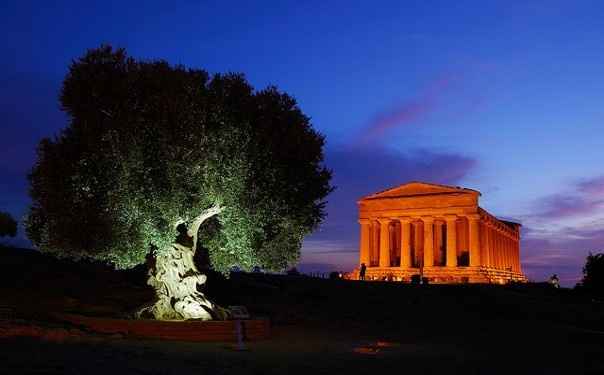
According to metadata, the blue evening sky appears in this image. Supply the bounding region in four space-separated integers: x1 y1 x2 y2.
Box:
2 1 604 285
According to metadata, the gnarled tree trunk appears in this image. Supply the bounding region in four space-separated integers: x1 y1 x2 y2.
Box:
136 205 229 320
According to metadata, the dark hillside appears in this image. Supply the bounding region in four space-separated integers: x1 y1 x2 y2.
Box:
0 247 151 319
5 246 601 332
1 246 603 374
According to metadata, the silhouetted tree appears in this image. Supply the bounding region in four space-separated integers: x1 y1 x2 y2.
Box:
26 45 332 320
0 211 17 238
581 252 604 296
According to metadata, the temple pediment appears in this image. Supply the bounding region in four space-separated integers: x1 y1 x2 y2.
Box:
360 181 479 201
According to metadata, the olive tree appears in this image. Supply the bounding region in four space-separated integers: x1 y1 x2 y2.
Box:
26 46 332 320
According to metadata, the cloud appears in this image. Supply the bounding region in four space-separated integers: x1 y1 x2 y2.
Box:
519 176 604 285
534 194 601 219
577 175 604 197
531 175 604 219
520 224 604 286
302 240 357 255
352 75 459 146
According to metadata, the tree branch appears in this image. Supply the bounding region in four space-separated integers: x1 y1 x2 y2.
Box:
187 203 222 252
100 109 113 118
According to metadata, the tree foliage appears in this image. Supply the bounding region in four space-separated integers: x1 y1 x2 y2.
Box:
0 211 17 238
26 45 332 273
581 252 604 296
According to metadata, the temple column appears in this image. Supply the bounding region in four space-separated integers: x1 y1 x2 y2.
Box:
516 237 521 272
394 221 401 266
445 215 457 268
496 231 502 269
378 218 391 267
511 241 515 272
482 222 491 267
399 217 412 269
507 237 514 271
371 220 379 266
510 238 514 271
514 238 519 271
359 219 371 266
422 216 435 268
435 221 444 265
513 237 517 272
510 238 515 272
503 236 508 270
467 214 481 267
501 233 507 270
389 223 395 266
414 220 423 267
502 233 508 270
487 225 494 268
492 227 498 268
503 238 510 270
493 229 499 269
499 232 505 269
488 227 494 268
511 237 516 271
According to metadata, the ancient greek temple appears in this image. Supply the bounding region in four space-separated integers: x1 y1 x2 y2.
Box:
357 182 527 283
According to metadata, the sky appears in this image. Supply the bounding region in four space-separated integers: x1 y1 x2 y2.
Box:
2 1 604 286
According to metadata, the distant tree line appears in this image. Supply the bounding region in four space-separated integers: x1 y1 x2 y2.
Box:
0 211 17 239
579 252 604 297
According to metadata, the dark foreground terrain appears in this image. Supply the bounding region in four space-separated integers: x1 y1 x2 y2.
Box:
1 247 603 375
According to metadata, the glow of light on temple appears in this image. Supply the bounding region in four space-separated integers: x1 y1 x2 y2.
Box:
355 181 527 284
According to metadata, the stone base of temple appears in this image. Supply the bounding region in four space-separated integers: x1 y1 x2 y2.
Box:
351 266 528 284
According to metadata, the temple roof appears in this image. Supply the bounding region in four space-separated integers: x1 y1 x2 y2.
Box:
359 181 481 201
500 219 522 227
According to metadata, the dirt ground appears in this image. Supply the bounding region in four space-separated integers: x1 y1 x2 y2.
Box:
1 321 603 375
1 247 603 374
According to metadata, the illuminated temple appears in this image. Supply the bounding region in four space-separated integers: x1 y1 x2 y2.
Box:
356 182 527 283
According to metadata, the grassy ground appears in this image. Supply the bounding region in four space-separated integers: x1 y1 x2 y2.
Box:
1 247 603 374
